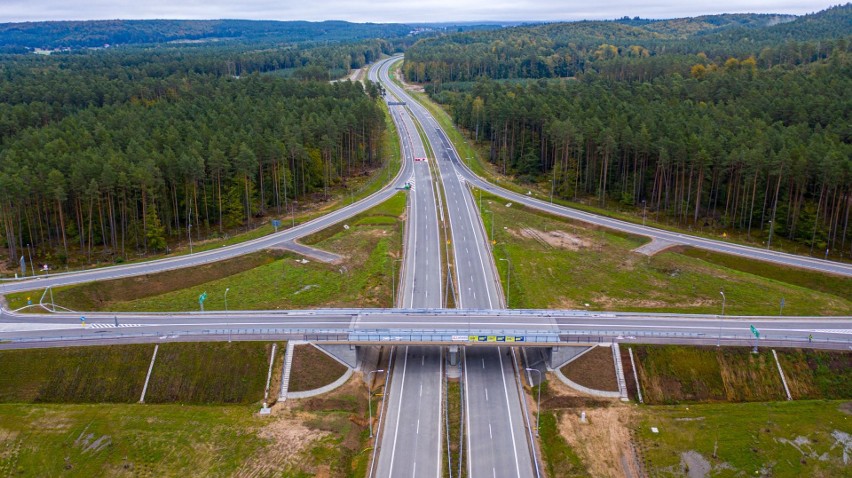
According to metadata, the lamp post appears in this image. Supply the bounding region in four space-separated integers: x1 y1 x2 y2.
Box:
485 210 494 242
717 290 726 347
500 257 512 308
367 369 385 437
642 200 647 226
525 368 542 436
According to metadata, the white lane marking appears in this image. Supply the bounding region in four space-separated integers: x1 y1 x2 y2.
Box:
422 356 425 366
498 347 522 477
485 388 488 401
482 358 485 368
489 423 493 439
417 419 420 434
419 383 422 397
388 346 409 472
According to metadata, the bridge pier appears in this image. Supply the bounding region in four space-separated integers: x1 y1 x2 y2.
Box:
545 345 593 370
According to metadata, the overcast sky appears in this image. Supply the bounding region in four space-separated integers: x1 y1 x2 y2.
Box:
0 0 840 24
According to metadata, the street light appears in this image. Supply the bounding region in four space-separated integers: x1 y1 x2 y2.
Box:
525 368 542 437
225 287 231 342
642 200 647 226
367 369 385 437
717 290 726 347
499 257 512 308
224 288 230 311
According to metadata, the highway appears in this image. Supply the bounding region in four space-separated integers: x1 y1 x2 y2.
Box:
2 308 850 344
372 59 445 478
377 57 536 478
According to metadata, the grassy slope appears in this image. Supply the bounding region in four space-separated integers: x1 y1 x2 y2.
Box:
479 190 852 315
777 349 852 399
13 192 406 312
636 400 852 478
539 411 589 478
144 342 275 404
0 345 152 403
0 403 265 477
288 345 348 393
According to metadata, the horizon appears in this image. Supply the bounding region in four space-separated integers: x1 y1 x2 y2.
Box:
0 1 841 24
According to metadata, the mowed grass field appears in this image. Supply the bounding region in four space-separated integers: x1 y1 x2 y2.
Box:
635 400 852 478
478 190 852 315
7 192 407 312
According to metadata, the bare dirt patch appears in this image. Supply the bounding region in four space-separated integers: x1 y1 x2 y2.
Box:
839 402 852 415
558 406 642 478
561 346 619 392
508 227 592 250
288 345 348 393
236 414 329 477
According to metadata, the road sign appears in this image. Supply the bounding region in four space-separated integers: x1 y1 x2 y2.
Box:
199 292 208 303
750 325 760 338
271 219 282 231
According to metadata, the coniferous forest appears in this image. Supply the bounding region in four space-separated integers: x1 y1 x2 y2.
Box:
0 31 398 269
406 5 852 256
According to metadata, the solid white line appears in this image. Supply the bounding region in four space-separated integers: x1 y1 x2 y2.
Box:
485 388 489 401
389 346 409 472
417 419 420 434
489 423 493 439
497 347 522 477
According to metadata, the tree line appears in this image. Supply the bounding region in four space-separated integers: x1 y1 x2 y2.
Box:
0 44 388 268
435 54 851 254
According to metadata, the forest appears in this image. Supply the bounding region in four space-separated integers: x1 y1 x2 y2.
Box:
0 19 413 51
0 39 390 270
406 5 852 256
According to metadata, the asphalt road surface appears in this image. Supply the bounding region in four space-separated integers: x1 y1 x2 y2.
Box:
377 57 536 478
375 346 443 478
373 58 445 478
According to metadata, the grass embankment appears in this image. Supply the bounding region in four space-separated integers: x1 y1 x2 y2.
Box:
633 345 852 404
145 342 275 404
0 342 277 405
288 344 348 393
539 410 589 478
0 345 152 403
777 349 852 399
636 400 852 477
10 192 407 312
477 189 852 315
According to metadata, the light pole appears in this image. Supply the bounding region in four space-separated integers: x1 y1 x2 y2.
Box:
642 200 647 226
500 257 512 308
525 368 542 437
717 290 726 347
485 210 494 242
766 220 774 249
188 222 193 254
367 369 385 437
225 287 231 342
224 288 230 311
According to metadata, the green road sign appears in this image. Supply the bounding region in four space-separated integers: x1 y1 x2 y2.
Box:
199 292 208 304
750 325 760 338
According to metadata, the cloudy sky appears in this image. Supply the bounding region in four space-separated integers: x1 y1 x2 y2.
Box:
0 0 839 23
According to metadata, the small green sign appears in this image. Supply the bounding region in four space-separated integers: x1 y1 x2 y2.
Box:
199 292 208 304
750 325 760 338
